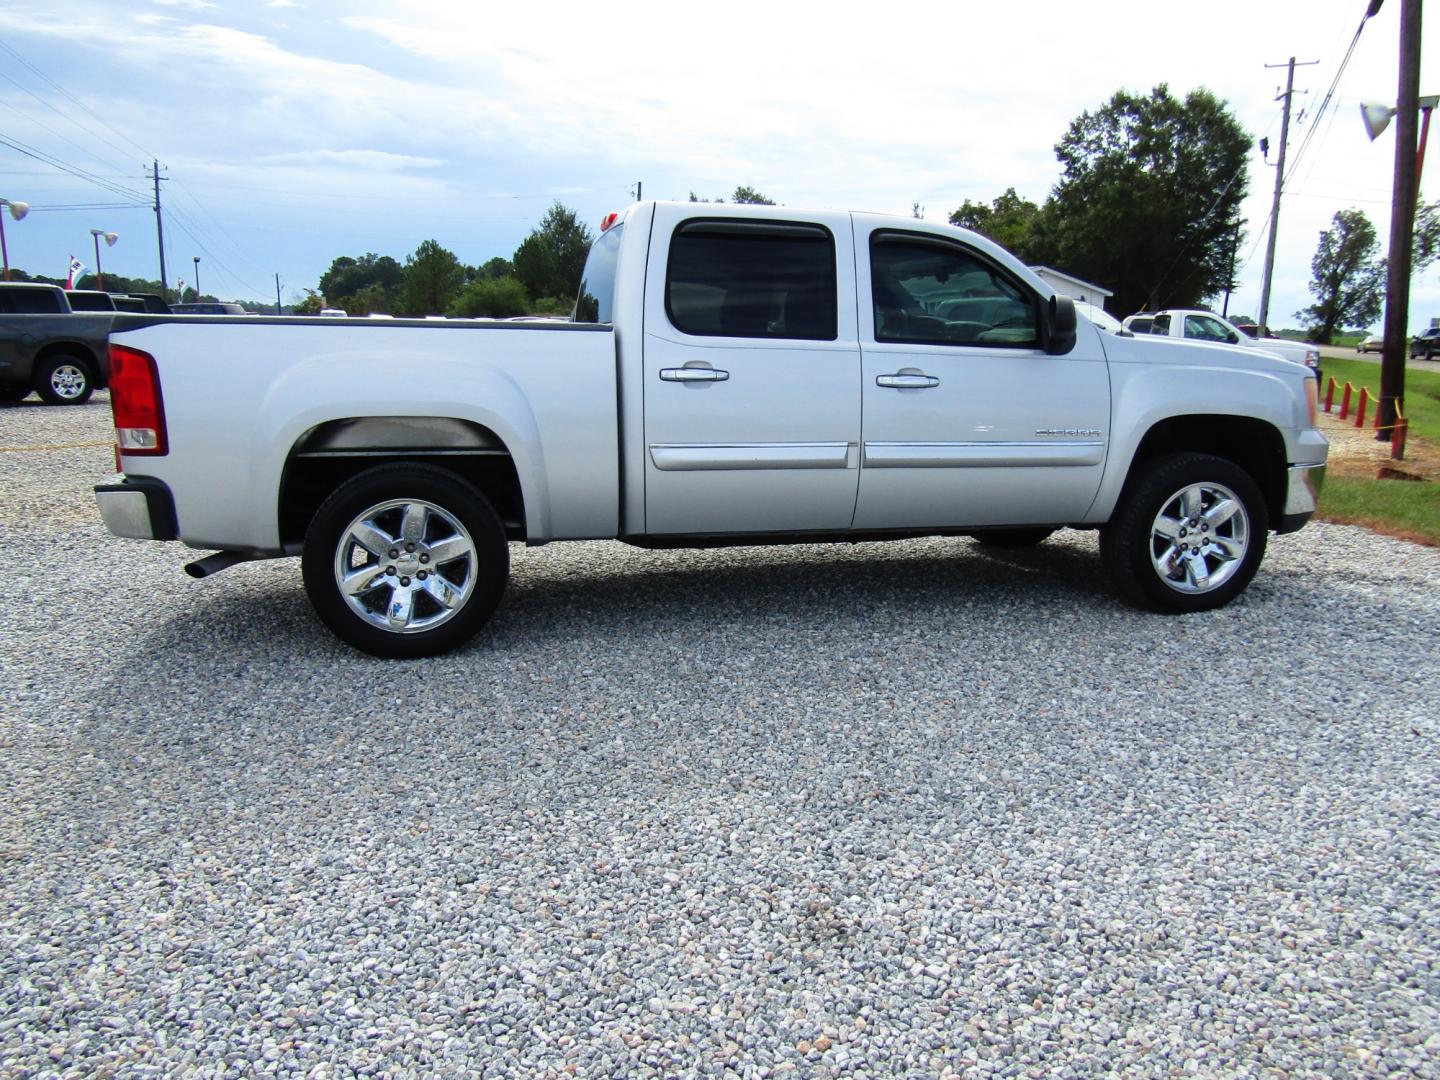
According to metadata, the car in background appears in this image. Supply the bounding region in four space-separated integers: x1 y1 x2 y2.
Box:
121 293 171 314
170 301 252 315
1410 327 1440 360
64 290 117 312
0 282 111 404
1076 302 1124 334
1357 334 1384 353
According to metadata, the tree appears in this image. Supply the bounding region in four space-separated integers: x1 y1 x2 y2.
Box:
1415 199 1439 275
475 256 513 281
948 188 1049 262
1295 208 1384 343
320 252 402 312
731 186 774 205
1045 85 1251 316
292 289 325 316
396 240 464 316
448 276 530 318
512 202 592 305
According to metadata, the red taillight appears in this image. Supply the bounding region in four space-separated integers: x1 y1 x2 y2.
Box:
600 211 619 232
109 344 167 456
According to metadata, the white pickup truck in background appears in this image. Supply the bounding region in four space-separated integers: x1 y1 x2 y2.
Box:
94 202 1328 657
1122 308 1323 383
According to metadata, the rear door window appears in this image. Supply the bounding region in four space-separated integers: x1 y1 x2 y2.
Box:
665 220 837 340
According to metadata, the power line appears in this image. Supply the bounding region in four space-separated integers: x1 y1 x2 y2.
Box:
0 67 141 178
0 39 156 163
0 130 149 202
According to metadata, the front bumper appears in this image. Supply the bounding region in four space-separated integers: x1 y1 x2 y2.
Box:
94 476 178 540
1277 462 1326 534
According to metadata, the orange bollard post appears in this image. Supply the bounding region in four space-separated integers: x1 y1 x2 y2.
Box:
1355 387 1370 428
1324 377 1335 412
1339 383 1352 420
1392 417 1408 461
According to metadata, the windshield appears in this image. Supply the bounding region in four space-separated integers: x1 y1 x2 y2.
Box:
574 224 623 324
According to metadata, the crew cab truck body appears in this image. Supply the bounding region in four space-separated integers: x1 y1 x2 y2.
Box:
95 201 1328 657
0 282 111 404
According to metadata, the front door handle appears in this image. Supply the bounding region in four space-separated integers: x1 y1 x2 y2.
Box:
876 373 939 389
660 367 730 383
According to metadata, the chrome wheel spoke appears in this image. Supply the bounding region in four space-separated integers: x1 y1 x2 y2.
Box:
1204 497 1240 530
1211 534 1244 560
1183 551 1211 590
386 584 415 629
1156 543 1183 578
400 502 428 543
1180 486 1204 520
349 522 395 558
1153 515 1183 541
427 535 473 566
341 565 390 597
422 574 464 609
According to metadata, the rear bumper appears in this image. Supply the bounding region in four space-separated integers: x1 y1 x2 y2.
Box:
94 476 178 540
1277 462 1325 535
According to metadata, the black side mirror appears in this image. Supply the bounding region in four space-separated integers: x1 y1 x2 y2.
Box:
1043 295 1077 355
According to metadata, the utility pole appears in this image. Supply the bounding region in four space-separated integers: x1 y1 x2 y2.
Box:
1257 57 1318 337
1377 0 1423 443
149 160 169 301
275 273 282 315
630 181 642 202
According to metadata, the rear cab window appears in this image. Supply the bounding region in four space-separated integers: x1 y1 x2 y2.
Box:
574 223 623 324
0 287 65 314
664 220 837 340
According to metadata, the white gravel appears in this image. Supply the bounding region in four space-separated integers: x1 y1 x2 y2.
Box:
2 395 1438 1077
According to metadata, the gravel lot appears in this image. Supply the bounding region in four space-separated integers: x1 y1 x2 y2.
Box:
3 396 1438 1077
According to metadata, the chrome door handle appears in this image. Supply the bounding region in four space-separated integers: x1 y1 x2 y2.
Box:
660 367 730 382
876 373 939 389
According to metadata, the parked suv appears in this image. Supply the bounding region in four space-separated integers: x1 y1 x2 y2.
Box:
1410 327 1440 360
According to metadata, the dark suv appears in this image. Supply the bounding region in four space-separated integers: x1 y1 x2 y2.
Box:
1410 327 1440 360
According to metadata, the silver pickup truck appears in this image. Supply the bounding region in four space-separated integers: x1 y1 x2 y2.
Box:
94 201 1328 657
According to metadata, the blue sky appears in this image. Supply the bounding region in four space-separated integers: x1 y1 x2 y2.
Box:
1 0 1435 330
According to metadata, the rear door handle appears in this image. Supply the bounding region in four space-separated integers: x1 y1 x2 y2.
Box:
660 367 730 382
876 373 939 389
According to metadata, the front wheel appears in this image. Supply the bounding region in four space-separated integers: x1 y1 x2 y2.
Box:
302 464 509 658
1100 453 1268 614
34 355 94 405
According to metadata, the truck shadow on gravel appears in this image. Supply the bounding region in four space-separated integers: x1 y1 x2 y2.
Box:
136 536 1120 664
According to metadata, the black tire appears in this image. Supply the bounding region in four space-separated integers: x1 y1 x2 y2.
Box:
301 464 509 658
34 354 94 405
1100 453 1268 614
974 527 1056 549
0 385 31 403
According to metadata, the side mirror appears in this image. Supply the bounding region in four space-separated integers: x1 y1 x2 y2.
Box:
1043 295 1077 355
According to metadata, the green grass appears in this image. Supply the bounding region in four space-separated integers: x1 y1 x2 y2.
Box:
1313 357 1440 545
1316 475 1440 545
1319 356 1440 441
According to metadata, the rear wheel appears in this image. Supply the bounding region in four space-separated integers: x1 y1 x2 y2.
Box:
34 355 94 405
302 464 509 658
1100 453 1268 613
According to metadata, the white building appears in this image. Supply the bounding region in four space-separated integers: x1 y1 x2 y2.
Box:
1029 266 1114 312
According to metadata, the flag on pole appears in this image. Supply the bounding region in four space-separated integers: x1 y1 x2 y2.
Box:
65 256 85 289
176 278 186 300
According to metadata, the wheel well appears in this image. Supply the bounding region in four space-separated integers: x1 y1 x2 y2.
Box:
278 417 526 549
1127 415 1287 524
35 342 103 386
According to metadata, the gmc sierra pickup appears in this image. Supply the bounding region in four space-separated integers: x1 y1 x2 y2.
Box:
94 201 1328 657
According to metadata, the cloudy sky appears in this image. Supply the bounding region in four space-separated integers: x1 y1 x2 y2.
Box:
1 0 1435 329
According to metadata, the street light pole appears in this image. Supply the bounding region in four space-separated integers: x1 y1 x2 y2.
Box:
89 228 118 291
0 198 29 282
193 256 201 300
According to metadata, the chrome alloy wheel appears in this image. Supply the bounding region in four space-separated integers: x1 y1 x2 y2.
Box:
1148 481 1250 595
49 364 88 400
332 498 478 634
